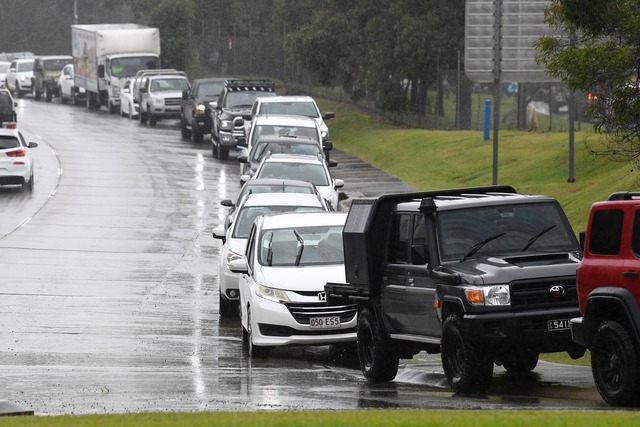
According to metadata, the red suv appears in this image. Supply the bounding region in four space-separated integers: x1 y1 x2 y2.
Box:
571 192 640 407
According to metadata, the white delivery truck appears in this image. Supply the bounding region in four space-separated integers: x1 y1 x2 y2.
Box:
71 24 161 113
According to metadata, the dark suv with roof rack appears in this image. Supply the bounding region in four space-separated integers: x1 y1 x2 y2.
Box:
210 79 276 160
326 186 585 394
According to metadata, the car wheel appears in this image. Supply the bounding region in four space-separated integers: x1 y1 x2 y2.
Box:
180 119 191 140
219 294 238 318
17 84 25 98
502 351 539 374
108 101 118 114
149 113 157 127
44 86 52 102
139 109 148 124
441 314 494 394
218 145 229 161
246 307 269 358
32 84 40 100
191 121 203 143
356 308 399 382
591 321 640 407
23 172 34 193
59 87 67 104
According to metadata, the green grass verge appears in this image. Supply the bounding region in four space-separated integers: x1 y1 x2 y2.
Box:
3 410 640 426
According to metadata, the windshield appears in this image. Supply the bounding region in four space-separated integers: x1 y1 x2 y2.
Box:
251 125 319 145
43 58 71 71
256 162 329 186
236 182 314 203
232 205 324 239
259 225 344 266
17 61 34 72
251 140 321 163
197 82 224 98
437 202 578 261
110 56 159 78
259 101 319 118
150 78 190 92
224 91 276 109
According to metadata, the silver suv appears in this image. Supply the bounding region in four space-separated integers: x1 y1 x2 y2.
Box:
5 58 34 98
138 72 190 127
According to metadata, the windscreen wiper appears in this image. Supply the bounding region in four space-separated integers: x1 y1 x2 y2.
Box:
521 225 557 251
293 229 304 266
461 232 506 261
266 231 274 266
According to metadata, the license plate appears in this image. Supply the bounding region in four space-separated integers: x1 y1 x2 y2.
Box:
310 316 341 329
548 319 570 331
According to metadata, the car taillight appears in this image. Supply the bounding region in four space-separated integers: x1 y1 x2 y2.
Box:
3 122 17 129
6 149 26 157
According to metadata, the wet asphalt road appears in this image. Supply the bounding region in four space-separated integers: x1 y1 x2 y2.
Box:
0 97 609 414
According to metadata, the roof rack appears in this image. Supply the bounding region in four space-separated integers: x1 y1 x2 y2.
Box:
224 79 276 92
607 192 640 201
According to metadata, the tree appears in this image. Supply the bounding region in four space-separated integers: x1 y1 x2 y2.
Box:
536 0 640 165
148 0 195 70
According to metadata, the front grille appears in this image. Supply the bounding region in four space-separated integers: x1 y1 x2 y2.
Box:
258 324 357 337
286 303 357 325
164 97 181 106
510 278 577 309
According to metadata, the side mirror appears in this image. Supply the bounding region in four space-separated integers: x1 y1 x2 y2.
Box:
322 140 333 151
220 199 234 207
98 64 105 78
334 179 344 189
139 87 148 93
240 174 250 184
328 159 338 168
182 89 189 100
323 112 335 120
229 258 248 274
28 142 38 148
212 226 227 244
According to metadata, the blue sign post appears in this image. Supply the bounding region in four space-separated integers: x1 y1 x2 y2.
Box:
483 99 491 141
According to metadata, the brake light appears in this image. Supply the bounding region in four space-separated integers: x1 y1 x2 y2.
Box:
3 122 17 129
6 149 26 157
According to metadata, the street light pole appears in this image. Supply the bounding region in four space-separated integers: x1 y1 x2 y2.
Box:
74 0 78 24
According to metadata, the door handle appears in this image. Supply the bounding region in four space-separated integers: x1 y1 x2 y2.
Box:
623 270 639 278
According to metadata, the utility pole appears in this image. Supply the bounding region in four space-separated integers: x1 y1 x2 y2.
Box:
74 0 78 24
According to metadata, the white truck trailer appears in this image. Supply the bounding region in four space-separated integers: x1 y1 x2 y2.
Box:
71 24 161 113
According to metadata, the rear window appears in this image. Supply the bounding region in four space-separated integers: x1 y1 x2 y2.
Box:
0 136 20 149
589 209 623 255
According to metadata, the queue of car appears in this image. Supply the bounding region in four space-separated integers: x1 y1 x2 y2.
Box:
7 65 349 357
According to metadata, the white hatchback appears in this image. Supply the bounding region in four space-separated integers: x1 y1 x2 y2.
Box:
230 211 356 357
0 127 38 192
212 192 328 317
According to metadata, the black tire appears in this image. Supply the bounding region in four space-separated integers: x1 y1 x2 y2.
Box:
180 119 191 139
139 109 148 124
23 172 34 193
218 145 229 160
441 314 493 394
356 308 399 382
108 101 118 114
219 294 238 318
191 121 203 143
591 321 640 407
149 113 157 127
59 87 67 104
246 307 269 358
44 86 52 102
32 85 40 100
503 351 539 374
17 85 25 98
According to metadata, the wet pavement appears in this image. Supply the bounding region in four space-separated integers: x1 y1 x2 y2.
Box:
0 97 609 414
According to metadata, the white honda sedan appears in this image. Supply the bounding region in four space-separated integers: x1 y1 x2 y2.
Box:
212 192 328 317
229 211 357 357
0 127 38 192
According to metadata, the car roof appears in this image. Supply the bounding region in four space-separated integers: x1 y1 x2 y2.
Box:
260 211 347 230
0 127 21 137
193 77 229 83
12 58 34 63
393 191 555 212
252 114 318 127
243 178 315 188
262 153 323 164
36 55 72 60
254 135 320 146
257 95 315 104
240 192 324 208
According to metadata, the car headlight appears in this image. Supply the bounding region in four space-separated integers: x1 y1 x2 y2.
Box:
225 249 243 266
194 104 206 114
465 285 510 306
152 96 164 105
321 131 328 139
20 76 27 81
220 120 233 130
255 283 290 304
